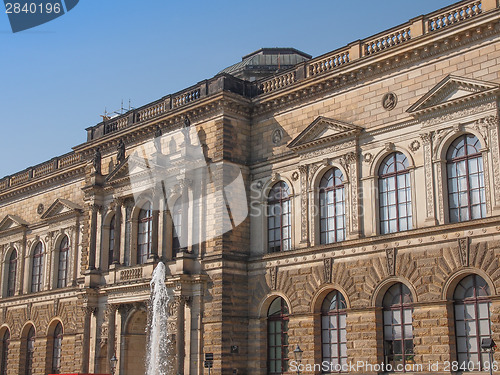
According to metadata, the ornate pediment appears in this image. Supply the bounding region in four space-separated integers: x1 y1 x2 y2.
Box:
105 153 159 185
287 116 362 151
407 75 499 114
41 199 82 220
0 214 28 233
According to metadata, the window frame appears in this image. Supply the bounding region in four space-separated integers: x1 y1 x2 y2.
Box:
267 297 290 375
25 326 35 375
267 182 292 253
137 202 153 264
31 242 44 293
57 236 69 289
321 290 348 372
319 168 346 245
7 250 17 297
51 323 63 374
382 283 414 372
378 152 412 235
0 330 9 375
453 274 492 371
446 134 486 223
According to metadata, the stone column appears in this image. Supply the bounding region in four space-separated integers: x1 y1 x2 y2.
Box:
176 296 188 374
89 307 99 373
122 202 134 266
113 200 123 265
107 304 118 366
343 152 360 239
88 204 101 270
150 192 160 260
420 133 436 225
180 181 190 251
81 306 96 373
486 116 500 210
299 165 310 246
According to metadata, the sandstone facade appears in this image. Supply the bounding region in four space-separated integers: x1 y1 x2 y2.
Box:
1 1 500 374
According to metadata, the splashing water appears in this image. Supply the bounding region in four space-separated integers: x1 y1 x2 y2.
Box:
146 262 172 375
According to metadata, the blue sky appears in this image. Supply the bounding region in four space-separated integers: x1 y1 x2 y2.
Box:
0 0 455 178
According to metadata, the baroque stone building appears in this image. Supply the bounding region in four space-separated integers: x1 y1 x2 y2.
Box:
1 0 500 374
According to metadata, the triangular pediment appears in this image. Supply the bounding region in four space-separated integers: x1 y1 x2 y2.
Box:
407 75 499 113
287 116 362 150
41 199 82 220
105 154 156 184
0 215 28 232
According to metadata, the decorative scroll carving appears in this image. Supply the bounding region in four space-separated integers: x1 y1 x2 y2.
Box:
323 258 333 284
269 266 278 290
458 237 470 267
299 165 309 244
386 248 396 276
363 152 373 164
420 133 435 219
168 299 180 317
27 302 32 321
482 152 493 214
486 116 500 207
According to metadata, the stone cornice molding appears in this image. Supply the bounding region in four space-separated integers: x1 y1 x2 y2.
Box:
251 14 500 117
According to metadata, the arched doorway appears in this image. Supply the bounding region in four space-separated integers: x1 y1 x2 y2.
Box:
123 309 147 375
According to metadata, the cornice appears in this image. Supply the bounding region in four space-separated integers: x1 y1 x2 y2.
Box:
0 166 85 204
248 215 500 270
251 14 500 117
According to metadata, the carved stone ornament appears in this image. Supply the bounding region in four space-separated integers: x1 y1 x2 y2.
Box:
269 266 278 290
458 237 470 267
272 129 283 145
271 172 280 182
363 153 373 164
291 171 299 181
323 258 333 284
37 203 44 215
382 92 398 111
386 248 396 276
409 140 421 153
384 142 395 152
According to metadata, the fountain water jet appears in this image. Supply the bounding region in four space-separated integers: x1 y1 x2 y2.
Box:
146 262 172 375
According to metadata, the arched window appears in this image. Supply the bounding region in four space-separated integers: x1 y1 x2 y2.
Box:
51 323 63 374
268 182 291 253
172 198 183 258
137 202 153 264
7 251 17 297
321 291 347 370
379 153 412 235
320 169 346 244
268 297 289 375
454 274 492 371
109 215 115 266
447 134 486 223
0 330 10 375
383 283 414 371
25 326 35 375
57 236 69 289
31 242 43 293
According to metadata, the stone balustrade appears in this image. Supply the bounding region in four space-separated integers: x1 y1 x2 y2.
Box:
427 0 482 31
173 88 201 108
0 152 82 192
364 27 411 55
120 267 143 281
260 71 296 93
137 100 168 122
309 49 350 76
33 160 56 177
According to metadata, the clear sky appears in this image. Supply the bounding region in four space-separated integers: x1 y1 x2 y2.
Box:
0 0 455 178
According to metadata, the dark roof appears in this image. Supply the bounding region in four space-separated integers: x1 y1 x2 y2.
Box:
218 48 311 80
